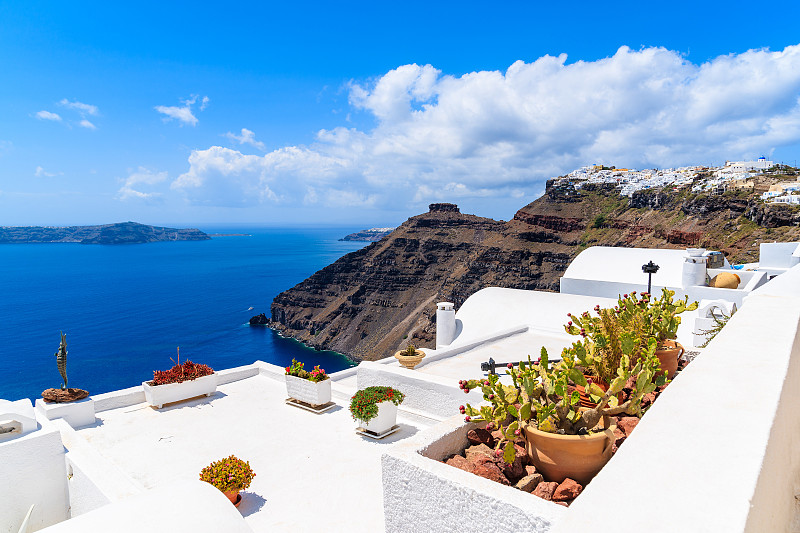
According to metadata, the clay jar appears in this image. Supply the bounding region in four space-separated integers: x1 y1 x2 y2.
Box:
523 417 616 485
655 340 684 379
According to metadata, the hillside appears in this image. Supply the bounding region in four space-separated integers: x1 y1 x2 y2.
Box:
0 222 210 244
271 182 800 361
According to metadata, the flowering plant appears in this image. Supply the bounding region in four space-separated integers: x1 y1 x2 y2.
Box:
151 348 213 386
199 455 256 493
285 359 328 382
349 386 405 424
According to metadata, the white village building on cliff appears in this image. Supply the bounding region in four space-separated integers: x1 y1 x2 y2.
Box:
3 241 800 532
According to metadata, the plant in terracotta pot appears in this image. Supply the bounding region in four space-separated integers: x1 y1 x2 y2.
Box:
460 344 664 485
562 305 648 406
623 289 697 378
199 455 256 507
284 359 331 407
350 386 405 434
142 347 216 408
394 343 425 370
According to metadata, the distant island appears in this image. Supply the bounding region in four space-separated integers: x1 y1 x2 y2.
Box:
0 222 210 244
339 227 395 242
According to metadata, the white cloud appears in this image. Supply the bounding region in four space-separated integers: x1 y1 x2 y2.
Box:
155 95 208 126
35 166 61 177
224 128 266 150
116 167 168 201
59 99 99 116
79 119 96 130
171 45 800 210
35 110 62 121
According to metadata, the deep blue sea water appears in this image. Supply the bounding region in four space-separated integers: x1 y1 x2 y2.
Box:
0 227 368 402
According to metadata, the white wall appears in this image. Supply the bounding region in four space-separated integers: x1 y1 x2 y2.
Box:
0 421 69 532
382 415 566 533
357 361 483 418
39 480 254 533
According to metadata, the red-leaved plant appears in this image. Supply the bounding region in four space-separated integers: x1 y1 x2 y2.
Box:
151 347 213 386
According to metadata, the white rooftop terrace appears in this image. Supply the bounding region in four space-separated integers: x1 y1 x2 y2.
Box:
4 245 800 532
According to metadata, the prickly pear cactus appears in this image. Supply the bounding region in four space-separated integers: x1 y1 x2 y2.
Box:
56 331 68 390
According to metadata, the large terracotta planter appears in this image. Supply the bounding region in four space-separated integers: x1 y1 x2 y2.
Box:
395 349 425 370
359 401 398 434
523 417 616 485
656 340 684 379
142 373 217 409
285 374 331 406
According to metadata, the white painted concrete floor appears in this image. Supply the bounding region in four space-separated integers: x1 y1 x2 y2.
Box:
76 375 436 532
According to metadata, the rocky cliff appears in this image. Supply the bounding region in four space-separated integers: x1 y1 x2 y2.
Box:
0 222 210 244
271 184 800 361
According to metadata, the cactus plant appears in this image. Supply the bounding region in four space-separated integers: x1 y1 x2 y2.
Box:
401 344 418 357
462 344 664 463
55 331 68 390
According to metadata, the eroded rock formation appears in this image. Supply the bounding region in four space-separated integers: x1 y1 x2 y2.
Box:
271 184 800 360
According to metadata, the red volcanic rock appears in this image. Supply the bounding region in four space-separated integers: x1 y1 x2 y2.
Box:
532 481 558 501
467 428 495 447
465 443 493 463
472 457 510 485
445 455 473 473
496 452 525 484
617 416 640 437
525 465 538 476
553 478 583 501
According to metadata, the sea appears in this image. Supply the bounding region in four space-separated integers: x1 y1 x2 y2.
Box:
0 227 370 402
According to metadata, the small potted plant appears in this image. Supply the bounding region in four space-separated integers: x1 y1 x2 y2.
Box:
284 359 331 407
394 343 425 370
199 455 256 507
350 386 405 435
142 347 216 409
461 341 664 485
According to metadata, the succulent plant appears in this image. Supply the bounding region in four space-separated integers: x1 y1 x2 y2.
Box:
401 344 418 357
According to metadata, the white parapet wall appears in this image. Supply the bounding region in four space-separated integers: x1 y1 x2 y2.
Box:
550 263 800 533
0 419 70 532
39 480 255 533
357 361 483 418
382 415 566 533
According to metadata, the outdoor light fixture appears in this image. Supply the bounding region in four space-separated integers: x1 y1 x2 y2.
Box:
642 260 660 294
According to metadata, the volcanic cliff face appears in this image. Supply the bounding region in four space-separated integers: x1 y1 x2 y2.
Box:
272 183 800 361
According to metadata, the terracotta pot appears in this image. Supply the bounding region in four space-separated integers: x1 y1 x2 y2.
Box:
573 376 610 409
223 490 242 507
394 350 425 370
523 417 616 485
656 340 683 379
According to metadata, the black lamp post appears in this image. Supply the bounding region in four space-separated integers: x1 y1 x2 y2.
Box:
642 261 660 294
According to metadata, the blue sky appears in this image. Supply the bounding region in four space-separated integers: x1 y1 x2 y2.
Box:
2 1 800 227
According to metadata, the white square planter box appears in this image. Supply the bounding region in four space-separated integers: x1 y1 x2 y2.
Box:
285 375 331 406
359 401 398 435
142 373 217 409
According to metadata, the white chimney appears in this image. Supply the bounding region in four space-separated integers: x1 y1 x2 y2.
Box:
436 302 456 348
682 248 707 288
